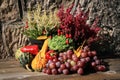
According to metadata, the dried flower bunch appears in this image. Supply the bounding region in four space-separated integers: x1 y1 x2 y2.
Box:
24 4 59 39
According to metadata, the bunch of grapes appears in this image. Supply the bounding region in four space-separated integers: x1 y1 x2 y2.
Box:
80 46 106 72
42 46 106 75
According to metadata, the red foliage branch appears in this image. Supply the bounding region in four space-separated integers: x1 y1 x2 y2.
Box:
57 5 101 47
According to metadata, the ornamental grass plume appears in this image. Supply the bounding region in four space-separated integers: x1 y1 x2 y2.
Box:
24 3 59 39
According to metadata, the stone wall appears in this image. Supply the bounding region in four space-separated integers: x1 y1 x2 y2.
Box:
0 22 29 59
0 0 120 59
0 0 20 22
79 0 120 56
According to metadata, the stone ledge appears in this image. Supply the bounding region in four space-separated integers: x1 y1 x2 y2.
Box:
0 58 120 80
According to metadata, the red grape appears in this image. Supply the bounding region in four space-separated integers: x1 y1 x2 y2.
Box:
77 61 85 68
91 62 96 67
80 58 86 63
58 68 62 74
93 56 98 60
53 58 58 63
72 54 77 60
63 52 67 55
81 52 88 58
87 51 92 57
67 50 73 55
95 60 100 65
67 54 72 59
72 65 79 72
97 65 106 71
49 62 56 69
63 55 67 61
42 68 47 73
72 57 79 62
60 64 66 70
58 57 64 62
45 63 49 68
63 69 69 75
83 46 90 52
91 51 97 56
55 61 61 68
77 68 84 75
51 68 58 75
46 68 51 75
65 62 71 69
48 60 53 64
59 53 63 57
85 57 90 62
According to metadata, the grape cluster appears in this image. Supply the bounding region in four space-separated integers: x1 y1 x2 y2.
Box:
42 46 106 75
81 46 106 72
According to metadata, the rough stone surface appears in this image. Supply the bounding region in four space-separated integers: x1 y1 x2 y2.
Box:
0 22 29 59
78 0 120 55
0 0 20 22
0 0 120 59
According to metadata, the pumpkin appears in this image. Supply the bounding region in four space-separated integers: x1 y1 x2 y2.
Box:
31 38 48 71
18 52 34 68
15 48 23 60
15 48 34 71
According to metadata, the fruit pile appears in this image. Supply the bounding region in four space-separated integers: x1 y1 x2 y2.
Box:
15 4 107 75
42 46 106 75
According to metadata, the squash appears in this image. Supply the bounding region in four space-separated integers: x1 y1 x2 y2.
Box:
74 40 86 57
37 36 47 40
15 48 23 60
31 38 48 71
18 52 34 68
15 48 34 71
